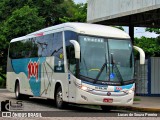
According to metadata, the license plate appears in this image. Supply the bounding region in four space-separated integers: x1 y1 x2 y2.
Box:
103 98 113 103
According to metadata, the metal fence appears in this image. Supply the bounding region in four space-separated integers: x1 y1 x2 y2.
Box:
135 57 160 96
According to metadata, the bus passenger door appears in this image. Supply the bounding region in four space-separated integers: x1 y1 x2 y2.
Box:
66 45 76 103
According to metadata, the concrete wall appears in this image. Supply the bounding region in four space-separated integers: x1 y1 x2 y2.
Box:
87 0 160 23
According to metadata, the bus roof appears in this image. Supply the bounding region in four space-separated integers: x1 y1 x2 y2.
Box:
10 22 130 43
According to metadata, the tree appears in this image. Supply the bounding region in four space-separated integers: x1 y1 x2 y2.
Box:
2 6 45 39
31 0 64 26
146 28 160 34
134 27 160 58
59 1 87 23
134 36 160 58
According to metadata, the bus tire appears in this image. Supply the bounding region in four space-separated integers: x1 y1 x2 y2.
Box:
101 105 112 112
15 82 22 100
55 86 66 109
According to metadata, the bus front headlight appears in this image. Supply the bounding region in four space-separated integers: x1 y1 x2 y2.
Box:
80 85 93 91
75 82 93 92
128 89 133 94
81 86 88 91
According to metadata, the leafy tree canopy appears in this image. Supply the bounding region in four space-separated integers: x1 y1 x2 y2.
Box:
134 36 160 58
2 6 45 40
146 28 160 34
59 1 87 23
134 27 160 58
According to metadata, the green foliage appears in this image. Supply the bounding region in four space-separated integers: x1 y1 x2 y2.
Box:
32 0 65 26
146 28 160 34
134 98 141 101
134 36 160 58
136 27 160 58
3 6 45 39
0 79 5 88
0 74 6 88
59 2 87 23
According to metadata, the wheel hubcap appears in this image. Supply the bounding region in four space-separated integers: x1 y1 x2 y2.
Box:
56 91 62 105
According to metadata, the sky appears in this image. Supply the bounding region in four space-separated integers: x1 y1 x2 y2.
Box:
74 0 86 4
73 0 159 38
124 27 159 38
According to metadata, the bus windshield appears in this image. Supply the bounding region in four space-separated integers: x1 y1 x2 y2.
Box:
79 35 134 84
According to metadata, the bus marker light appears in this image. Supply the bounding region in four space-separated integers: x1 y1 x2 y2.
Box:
35 32 44 36
103 98 113 103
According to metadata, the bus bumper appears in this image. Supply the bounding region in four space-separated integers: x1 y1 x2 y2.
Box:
75 88 134 106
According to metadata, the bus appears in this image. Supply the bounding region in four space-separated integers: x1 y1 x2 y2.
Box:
7 23 145 111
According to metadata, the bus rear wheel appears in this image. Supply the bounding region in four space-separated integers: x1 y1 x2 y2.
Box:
55 86 67 109
101 105 112 112
15 82 22 100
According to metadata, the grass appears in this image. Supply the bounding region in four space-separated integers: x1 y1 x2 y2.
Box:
134 97 141 101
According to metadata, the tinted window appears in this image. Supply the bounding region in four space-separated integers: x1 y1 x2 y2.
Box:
9 32 63 59
36 34 56 57
52 32 63 58
53 32 64 73
9 39 38 59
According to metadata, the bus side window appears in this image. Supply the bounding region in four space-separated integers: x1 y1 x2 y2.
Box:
52 32 64 73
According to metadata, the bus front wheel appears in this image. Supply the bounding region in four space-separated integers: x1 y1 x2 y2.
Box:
15 82 22 100
55 86 67 109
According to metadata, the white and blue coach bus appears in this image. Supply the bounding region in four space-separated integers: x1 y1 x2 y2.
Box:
7 23 145 111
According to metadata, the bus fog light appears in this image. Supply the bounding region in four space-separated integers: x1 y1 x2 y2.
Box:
127 98 132 103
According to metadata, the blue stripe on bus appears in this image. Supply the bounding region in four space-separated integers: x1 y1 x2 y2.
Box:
12 57 46 96
114 84 133 92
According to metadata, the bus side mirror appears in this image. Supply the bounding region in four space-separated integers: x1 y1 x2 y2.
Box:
70 40 80 59
133 46 145 64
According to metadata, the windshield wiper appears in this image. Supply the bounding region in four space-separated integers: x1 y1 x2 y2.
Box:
93 62 106 83
94 53 108 83
111 54 124 84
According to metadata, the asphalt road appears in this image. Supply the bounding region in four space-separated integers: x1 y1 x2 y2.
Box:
0 89 159 120
0 89 131 112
